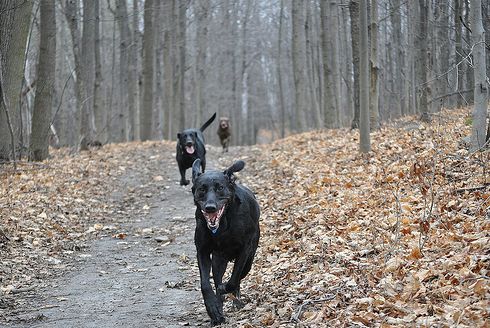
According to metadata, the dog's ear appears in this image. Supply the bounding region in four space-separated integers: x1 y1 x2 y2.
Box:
224 160 245 177
177 133 181 140
192 159 202 183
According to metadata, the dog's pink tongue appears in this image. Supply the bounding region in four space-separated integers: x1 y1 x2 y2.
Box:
186 145 195 154
208 212 217 223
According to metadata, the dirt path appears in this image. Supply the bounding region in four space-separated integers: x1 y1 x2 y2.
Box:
2 144 238 327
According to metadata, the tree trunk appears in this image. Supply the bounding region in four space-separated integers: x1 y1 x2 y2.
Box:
130 0 140 140
305 1 322 129
416 0 430 122
29 0 56 161
79 0 97 149
434 0 450 110
470 0 488 150
369 0 379 130
0 0 33 160
349 0 360 129
93 0 106 143
176 1 186 131
277 0 286 138
391 0 404 117
115 0 131 142
321 0 339 128
140 0 154 141
162 1 174 140
292 0 308 132
464 0 474 105
195 0 210 129
359 0 370 153
455 0 464 107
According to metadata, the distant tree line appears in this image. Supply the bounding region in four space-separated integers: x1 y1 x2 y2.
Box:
0 0 488 161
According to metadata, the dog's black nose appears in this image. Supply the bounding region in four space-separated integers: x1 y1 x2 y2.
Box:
205 204 217 213
186 141 193 146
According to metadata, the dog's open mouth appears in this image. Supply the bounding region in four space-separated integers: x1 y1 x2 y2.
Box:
202 205 226 233
185 145 195 154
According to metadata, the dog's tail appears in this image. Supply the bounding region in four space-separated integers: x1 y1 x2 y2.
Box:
200 113 217 132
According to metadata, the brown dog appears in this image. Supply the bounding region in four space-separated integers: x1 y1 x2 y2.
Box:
217 117 231 152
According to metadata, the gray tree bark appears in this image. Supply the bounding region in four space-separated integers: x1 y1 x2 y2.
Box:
93 0 106 143
0 0 33 160
115 0 131 142
455 0 464 107
140 0 154 141
176 1 187 132
359 0 370 153
277 0 286 138
391 0 404 117
320 0 339 128
470 0 488 150
79 0 97 149
162 1 174 140
416 0 430 122
130 0 140 140
349 0 360 129
195 0 210 128
369 0 379 130
29 0 56 161
292 0 308 132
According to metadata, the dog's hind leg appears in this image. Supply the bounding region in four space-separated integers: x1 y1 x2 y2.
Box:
217 247 252 297
232 285 245 310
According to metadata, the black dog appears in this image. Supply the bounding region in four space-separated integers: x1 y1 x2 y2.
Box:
217 117 231 153
191 159 260 326
176 113 216 185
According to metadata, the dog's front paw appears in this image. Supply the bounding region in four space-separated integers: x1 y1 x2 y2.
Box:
180 179 190 186
206 300 225 326
211 316 226 326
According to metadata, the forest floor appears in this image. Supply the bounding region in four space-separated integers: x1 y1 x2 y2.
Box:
0 108 489 327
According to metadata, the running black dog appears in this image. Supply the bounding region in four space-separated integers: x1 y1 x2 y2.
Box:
176 113 216 185
191 159 260 326
217 117 231 153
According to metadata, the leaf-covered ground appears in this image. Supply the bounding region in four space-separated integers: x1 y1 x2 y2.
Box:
1 107 489 327
234 108 489 327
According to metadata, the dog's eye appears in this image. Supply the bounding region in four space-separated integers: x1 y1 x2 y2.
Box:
216 185 224 192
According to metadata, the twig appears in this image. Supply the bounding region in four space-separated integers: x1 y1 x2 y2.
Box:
419 150 438 251
10 286 35 294
454 184 490 194
291 294 337 323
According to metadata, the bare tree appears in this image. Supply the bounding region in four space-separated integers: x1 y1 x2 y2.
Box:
140 0 154 141
292 0 308 132
0 0 33 160
29 0 56 161
369 0 379 130
80 0 97 149
320 0 339 128
93 0 106 143
115 0 131 142
470 0 488 150
277 0 286 138
195 0 210 128
416 0 430 122
359 0 370 153
350 0 360 129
